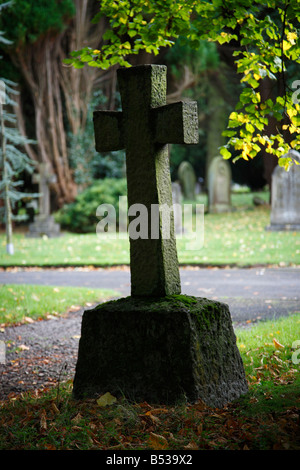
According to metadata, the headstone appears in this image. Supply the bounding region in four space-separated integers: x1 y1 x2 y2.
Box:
73 65 248 406
27 162 60 237
208 156 232 213
178 161 197 200
266 149 300 231
172 182 183 234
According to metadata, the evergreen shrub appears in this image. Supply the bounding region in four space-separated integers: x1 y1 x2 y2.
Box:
55 178 127 233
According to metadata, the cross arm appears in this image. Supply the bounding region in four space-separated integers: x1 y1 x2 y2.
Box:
152 101 199 145
93 110 124 152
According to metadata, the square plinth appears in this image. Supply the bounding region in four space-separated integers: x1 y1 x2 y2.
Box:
72 295 248 407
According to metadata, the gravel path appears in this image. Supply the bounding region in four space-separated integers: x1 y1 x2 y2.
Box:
0 305 89 400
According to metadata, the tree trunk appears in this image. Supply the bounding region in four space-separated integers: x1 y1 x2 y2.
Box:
205 72 229 186
10 0 117 209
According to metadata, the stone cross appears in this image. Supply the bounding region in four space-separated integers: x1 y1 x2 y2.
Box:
94 65 198 297
33 162 57 218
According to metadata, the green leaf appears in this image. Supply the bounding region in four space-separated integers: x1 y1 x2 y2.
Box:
220 147 232 159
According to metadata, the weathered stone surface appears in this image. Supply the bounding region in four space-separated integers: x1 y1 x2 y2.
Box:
208 156 232 213
172 182 183 234
27 215 61 238
266 150 300 231
27 162 60 238
93 65 198 297
178 161 197 200
74 65 248 408
73 295 248 407
153 101 199 144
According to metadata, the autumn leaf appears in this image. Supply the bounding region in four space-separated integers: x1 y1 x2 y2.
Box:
184 441 199 450
40 411 47 431
97 392 117 407
148 432 168 450
273 338 284 349
71 413 83 424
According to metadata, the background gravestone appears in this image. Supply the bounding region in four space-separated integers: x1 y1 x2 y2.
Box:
73 65 248 407
178 161 197 200
208 156 232 213
27 162 61 238
266 150 300 231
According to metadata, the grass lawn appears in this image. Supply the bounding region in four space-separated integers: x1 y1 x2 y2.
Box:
0 312 299 450
0 284 120 326
1 191 300 267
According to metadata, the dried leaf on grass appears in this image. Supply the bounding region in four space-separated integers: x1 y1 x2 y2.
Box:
97 392 117 407
148 432 168 450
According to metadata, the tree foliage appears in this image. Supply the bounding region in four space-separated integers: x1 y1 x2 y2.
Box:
0 0 75 45
66 0 300 168
0 0 117 208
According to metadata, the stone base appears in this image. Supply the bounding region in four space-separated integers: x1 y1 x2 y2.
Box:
266 223 300 231
72 295 248 407
27 216 61 238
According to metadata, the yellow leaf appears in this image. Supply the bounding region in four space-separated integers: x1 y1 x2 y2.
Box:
273 338 284 349
258 135 266 146
287 32 297 44
148 432 168 450
97 392 117 407
282 40 292 51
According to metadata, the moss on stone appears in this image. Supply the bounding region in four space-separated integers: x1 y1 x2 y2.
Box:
73 294 248 406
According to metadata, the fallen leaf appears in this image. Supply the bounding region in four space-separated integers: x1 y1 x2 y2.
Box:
146 413 160 424
97 392 117 407
145 408 168 416
196 423 203 434
184 441 199 450
71 413 83 424
68 305 80 312
51 402 60 415
40 412 47 431
273 338 284 349
24 316 34 323
149 432 168 450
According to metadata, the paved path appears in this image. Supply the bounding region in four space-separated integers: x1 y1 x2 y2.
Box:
1 266 300 325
